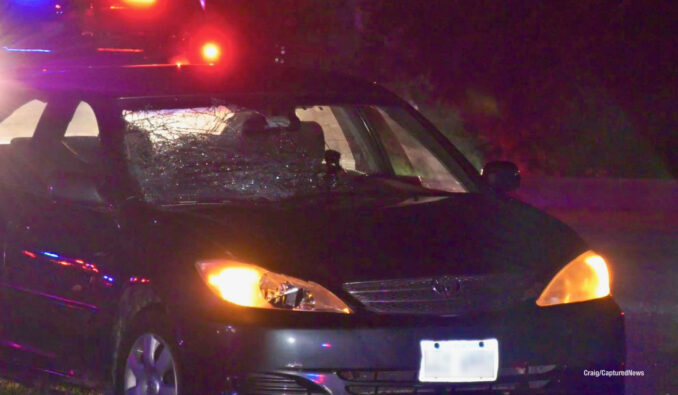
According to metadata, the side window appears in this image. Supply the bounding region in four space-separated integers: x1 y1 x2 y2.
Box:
0 97 48 195
0 99 48 144
0 97 103 197
62 101 103 167
64 101 100 137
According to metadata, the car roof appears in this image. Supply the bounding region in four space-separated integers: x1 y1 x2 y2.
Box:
10 64 398 102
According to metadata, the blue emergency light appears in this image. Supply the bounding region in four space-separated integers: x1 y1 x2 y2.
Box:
3 46 52 53
11 0 53 7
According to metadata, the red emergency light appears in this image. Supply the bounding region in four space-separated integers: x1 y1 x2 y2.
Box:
166 22 237 67
97 47 144 53
122 0 155 6
111 0 156 9
201 42 220 63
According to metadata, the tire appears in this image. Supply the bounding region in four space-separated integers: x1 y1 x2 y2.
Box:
115 310 182 395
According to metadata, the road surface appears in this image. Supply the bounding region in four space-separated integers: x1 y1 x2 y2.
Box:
545 208 678 395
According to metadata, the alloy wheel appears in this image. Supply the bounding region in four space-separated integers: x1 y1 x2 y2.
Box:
123 333 179 395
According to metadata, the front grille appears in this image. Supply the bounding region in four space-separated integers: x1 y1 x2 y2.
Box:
343 273 533 316
241 373 328 395
340 364 559 394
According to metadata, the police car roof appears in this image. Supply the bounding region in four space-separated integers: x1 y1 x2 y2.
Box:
13 64 397 102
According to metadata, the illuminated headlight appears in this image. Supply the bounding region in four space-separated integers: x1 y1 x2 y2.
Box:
536 251 611 307
196 260 352 314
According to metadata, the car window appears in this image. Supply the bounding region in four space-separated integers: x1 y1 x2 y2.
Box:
0 99 48 144
27 99 109 204
61 100 104 169
120 98 473 205
122 105 324 203
295 106 382 173
65 101 100 137
0 90 49 195
371 107 468 193
296 106 357 170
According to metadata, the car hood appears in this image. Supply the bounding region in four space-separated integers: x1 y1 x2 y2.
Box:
143 192 587 289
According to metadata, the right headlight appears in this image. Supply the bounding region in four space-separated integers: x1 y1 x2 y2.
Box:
196 259 352 314
536 250 610 307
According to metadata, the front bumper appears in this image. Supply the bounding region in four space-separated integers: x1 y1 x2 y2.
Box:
174 297 625 394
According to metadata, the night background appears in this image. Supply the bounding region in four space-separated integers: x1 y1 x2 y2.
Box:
0 1 676 394
212 0 677 178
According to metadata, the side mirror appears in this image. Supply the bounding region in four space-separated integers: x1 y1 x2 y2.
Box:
481 161 520 192
48 173 105 206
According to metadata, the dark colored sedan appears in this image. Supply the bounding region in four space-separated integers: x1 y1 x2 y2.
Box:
0 64 624 394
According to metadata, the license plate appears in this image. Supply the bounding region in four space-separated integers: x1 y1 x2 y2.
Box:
418 339 499 382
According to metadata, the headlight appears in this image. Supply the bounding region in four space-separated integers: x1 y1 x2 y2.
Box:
536 251 610 307
196 260 352 314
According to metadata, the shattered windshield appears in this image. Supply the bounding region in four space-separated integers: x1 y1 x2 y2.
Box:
121 99 472 204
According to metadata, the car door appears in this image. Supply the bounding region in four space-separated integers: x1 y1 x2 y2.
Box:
0 90 50 365
1 98 123 376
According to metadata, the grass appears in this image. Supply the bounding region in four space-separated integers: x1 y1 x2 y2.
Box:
0 380 32 395
0 379 100 395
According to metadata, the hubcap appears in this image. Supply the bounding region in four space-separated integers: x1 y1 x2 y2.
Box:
124 333 178 395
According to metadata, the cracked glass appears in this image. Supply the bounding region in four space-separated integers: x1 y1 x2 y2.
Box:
121 100 471 204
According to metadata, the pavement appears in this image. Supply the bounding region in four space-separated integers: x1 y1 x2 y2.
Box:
549 209 678 395
514 177 678 395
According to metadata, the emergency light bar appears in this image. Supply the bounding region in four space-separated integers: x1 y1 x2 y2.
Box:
3 47 52 53
110 0 157 10
0 1 252 70
97 48 145 53
121 0 156 6
11 0 52 6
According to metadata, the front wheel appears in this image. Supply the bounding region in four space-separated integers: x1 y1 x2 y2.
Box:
117 313 181 395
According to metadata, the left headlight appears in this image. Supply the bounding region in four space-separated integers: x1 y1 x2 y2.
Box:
536 250 611 307
196 259 352 314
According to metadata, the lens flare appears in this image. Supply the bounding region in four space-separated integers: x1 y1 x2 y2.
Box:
201 43 220 62
207 266 265 307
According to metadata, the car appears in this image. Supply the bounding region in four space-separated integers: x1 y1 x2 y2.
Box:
0 63 624 394
1 0 213 66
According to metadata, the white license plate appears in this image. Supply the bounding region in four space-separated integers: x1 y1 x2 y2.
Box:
418 339 499 382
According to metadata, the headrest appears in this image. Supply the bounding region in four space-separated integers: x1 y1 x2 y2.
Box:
237 120 325 168
295 121 325 166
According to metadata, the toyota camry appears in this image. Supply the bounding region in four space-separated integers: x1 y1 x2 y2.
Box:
0 64 624 394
